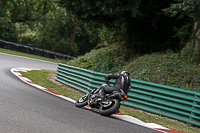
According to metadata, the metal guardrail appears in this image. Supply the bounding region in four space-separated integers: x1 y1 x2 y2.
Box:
0 40 75 61
56 63 200 126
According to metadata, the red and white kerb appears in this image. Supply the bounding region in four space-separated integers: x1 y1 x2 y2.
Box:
11 68 182 133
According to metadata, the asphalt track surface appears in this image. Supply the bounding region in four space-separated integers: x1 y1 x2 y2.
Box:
0 53 160 133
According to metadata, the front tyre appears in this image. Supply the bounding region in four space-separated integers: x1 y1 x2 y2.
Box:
75 94 88 108
99 99 120 116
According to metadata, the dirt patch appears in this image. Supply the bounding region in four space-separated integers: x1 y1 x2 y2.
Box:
47 73 85 96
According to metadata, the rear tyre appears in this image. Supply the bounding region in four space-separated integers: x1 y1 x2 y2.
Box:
99 99 120 116
75 94 88 108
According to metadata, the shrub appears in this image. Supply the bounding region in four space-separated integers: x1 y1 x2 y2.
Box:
125 51 200 92
66 45 127 73
66 47 200 92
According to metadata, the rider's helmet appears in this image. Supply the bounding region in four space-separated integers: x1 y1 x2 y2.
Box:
120 71 130 76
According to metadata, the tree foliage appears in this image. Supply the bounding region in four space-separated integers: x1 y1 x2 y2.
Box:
60 0 194 54
31 7 100 56
60 0 140 50
1 0 199 59
0 0 100 56
0 0 54 42
163 0 200 62
0 0 18 42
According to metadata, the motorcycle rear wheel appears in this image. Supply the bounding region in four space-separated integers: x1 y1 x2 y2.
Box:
75 94 88 108
99 99 120 116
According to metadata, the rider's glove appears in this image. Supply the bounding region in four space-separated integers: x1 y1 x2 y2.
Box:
105 77 110 80
106 74 113 80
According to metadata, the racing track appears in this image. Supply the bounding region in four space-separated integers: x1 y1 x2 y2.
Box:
0 53 160 133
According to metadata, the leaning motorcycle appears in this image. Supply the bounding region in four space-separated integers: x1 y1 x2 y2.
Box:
75 78 128 116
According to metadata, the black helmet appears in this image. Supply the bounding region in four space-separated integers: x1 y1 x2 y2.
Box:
120 71 130 76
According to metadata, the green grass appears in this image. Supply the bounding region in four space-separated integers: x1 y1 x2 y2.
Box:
0 48 59 63
125 51 200 92
20 69 200 133
66 46 200 92
20 70 81 100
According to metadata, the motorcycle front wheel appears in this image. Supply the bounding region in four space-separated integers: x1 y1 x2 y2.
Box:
75 94 88 108
99 99 120 116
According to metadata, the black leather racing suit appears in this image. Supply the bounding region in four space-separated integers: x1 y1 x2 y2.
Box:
99 73 131 96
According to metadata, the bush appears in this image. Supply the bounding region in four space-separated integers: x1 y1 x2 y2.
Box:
66 47 200 92
66 45 127 73
125 51 200 92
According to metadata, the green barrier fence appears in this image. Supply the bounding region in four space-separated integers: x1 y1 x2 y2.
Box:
56 63 200 126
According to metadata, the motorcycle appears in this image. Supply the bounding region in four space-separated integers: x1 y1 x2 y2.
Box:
75 78 128 116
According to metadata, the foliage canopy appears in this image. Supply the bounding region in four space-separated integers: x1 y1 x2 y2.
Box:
60 0 195 54
0 0 101 56
0 0 199 59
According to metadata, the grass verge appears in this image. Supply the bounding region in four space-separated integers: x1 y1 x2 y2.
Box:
66 47 200 92
0 48 59 63
20 69 199 133
20 70 81 100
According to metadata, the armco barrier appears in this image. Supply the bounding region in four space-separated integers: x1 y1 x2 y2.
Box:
56 63 200 126
0 40 75 61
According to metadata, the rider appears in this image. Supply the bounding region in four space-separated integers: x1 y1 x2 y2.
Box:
97 71 131 99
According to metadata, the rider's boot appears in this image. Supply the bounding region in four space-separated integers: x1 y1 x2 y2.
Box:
93 87 105 100
95 94 104 102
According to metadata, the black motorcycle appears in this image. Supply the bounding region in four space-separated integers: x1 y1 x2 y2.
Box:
75 78 128 116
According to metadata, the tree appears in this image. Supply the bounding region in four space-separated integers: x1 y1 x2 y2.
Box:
0 0 18 42
164 0 200 62
0 0 100 56
30 6 100 56
59 0 190 54
59 0 141 52
0 0 54 42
